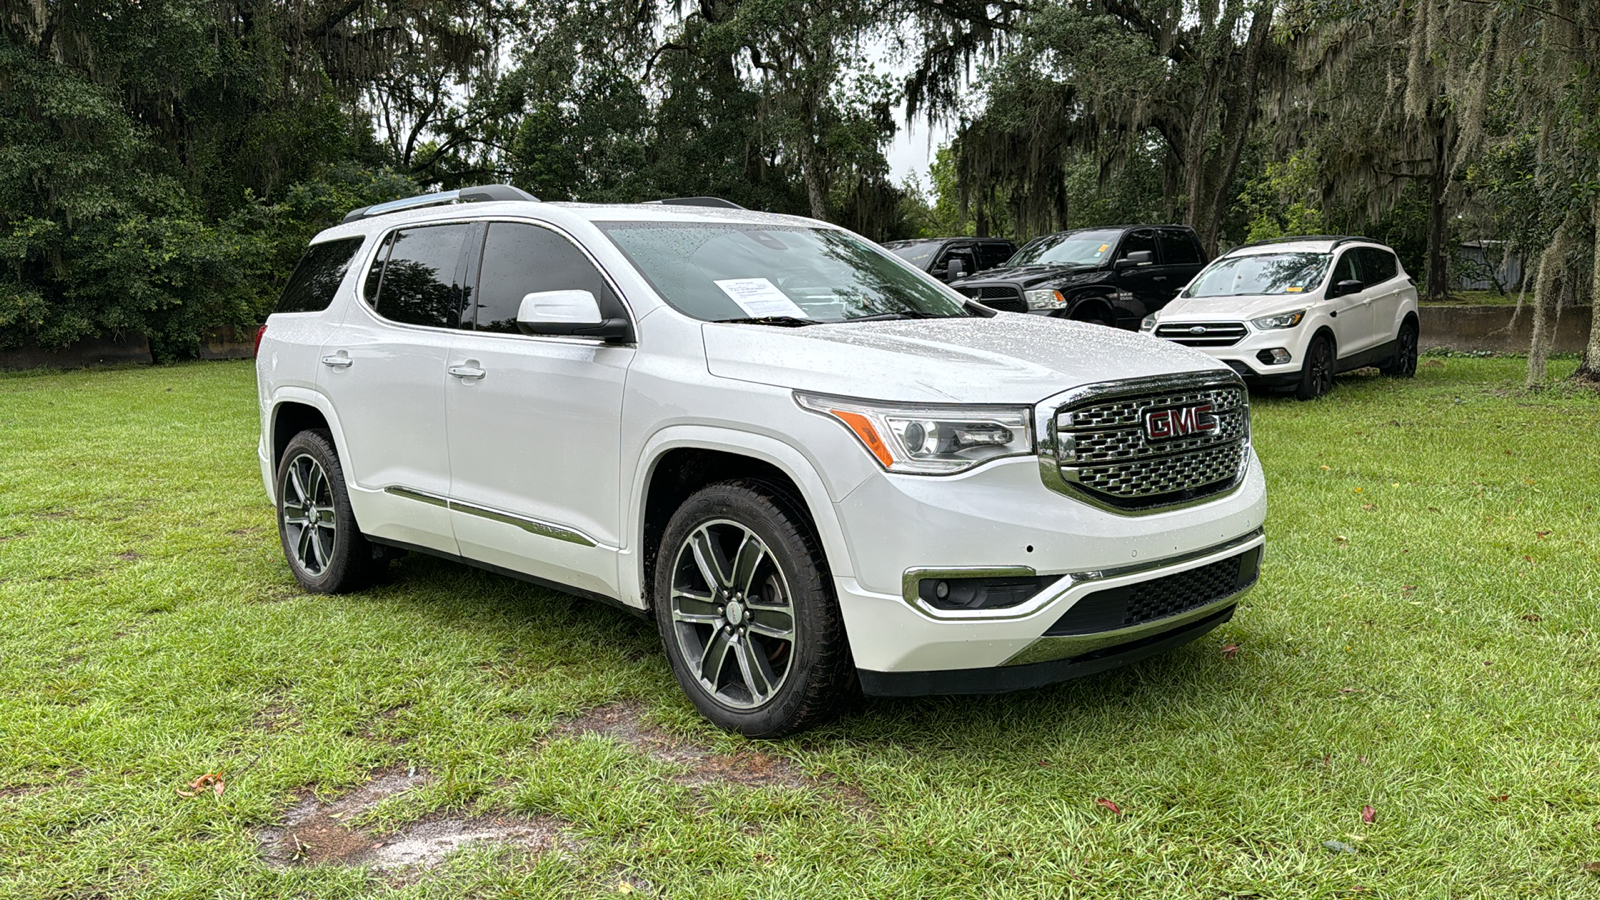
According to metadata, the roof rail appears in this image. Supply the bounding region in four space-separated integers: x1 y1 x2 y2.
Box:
1230 234 1368 253
343 184 539 223
644 196 745 210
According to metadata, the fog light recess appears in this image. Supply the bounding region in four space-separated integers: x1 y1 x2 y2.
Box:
1256 348 1292 365
917 574 1055 611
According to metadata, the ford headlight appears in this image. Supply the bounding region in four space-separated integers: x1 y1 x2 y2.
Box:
1024 289 1066 310
1250 310 1305 330
796 393 1033 474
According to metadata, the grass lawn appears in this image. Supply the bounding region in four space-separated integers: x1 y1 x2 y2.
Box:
2 357 1598 899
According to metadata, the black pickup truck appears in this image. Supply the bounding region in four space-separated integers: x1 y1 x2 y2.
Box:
949 225 1208 329
882 237 1018 283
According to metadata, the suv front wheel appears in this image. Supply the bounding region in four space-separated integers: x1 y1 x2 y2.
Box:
653 481 855 737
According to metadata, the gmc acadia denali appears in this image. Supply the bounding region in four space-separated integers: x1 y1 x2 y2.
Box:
255 185 1267 736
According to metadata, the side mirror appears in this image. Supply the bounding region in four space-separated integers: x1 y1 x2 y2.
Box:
516 290 631 341
1329 279 1364 298
945 259 967 281
1115 250 1155 269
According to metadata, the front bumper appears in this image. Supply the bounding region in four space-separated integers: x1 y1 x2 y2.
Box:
1151 321 1311 387
828 448 1267 683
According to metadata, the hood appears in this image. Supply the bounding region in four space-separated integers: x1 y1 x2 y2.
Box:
702 314 1230 405
1160 293 1319 321
955 263 1104 289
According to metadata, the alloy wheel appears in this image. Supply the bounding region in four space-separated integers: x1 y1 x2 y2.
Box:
668 519 797 710
1310 339 1334 396
281 453 337 576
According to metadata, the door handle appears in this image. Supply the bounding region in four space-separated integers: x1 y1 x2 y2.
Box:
321 353 353 369
448 364 486 380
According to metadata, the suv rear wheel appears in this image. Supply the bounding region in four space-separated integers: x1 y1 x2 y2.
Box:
1380 317 1419 377
653 480 854 737
276 429 386 593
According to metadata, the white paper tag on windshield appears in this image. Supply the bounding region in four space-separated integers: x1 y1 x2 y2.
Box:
714 278 808 319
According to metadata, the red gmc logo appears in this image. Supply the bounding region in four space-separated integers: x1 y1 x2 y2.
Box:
1144 403 1217 441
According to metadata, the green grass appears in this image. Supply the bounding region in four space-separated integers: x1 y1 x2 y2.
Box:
1419 288 1523 306
2 359 1598 899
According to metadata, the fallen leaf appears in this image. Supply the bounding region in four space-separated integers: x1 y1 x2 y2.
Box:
1095 798 1123 815
1361 805 1375 824
1361 503 1375 511
1222 644 1240 659
176 772 224 799
617 881 636 894
1489 794 1509 802
1335 535 1348 543
1339 686 1359 693
1402 585 1417 594
1535 530 1551 539
1323 840 1357 854
1523 556 1534 564
1353 487 1363 493
1522 613 1543 622
1322 754 1332 767
1320 465 1331 470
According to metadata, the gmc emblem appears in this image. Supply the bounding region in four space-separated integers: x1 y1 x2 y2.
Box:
1144 403 1217 441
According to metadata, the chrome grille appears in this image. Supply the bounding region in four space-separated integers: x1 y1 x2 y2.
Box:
1155 322 1248 347
1043 376 1250 511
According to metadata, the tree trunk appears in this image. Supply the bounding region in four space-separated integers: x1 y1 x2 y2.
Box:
796 134 828 220
1424 119 1450 301
1576 188 1600 383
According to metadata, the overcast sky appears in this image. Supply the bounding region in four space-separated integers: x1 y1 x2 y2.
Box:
885 115 952 187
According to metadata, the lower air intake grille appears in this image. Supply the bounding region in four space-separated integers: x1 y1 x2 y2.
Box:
1045 547 1261 636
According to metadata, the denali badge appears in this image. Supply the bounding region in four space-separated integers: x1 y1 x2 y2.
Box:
1144 403 1217 441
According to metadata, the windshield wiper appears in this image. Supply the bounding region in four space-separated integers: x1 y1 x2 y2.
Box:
848 310 962 322
711 316 817 327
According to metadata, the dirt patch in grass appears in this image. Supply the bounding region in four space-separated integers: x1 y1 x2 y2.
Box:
554 702 833 793
0 532 25 542
33 509 74 520
256 767 574 877
0 783 50 800
116 550 141 561
253 702 300 734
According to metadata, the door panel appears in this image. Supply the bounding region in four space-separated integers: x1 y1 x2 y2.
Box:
322 223 472 553
445 221 635 596
1359 248 1405 342
1111 229 1167 312
1327 250 1376 357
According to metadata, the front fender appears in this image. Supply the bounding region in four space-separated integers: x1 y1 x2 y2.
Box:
622 425 860 609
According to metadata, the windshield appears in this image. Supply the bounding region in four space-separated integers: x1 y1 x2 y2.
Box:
597 223 969 322
882 240 942 269
1183 252 1332 298
1006 229 1122 267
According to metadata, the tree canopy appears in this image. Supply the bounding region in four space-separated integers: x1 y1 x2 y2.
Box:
1 0 1595 380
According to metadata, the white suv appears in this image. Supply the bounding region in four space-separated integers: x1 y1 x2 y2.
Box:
255 185 1267 736
1142 237 1420 399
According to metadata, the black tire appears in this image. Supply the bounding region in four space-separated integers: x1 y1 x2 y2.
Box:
1068 301 1116 329
652 480 855 737
1295 332 1336 400
275 429 385 593
1380 317 1419 377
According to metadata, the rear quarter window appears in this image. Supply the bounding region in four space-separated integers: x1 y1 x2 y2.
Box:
274 237 365 314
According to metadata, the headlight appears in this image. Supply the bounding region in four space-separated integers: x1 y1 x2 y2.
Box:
1250 310 1305 330
1024 289 1066 310
796 393 1033 474
1140 314 1157 332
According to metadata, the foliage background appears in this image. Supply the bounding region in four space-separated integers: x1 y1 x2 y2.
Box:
1 0 1596 374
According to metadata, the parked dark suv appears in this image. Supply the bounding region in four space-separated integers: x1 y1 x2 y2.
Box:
882 237 1018 283
950 225 1209 328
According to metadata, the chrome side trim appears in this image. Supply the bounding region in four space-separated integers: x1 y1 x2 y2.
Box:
1033 370 1251 516
383 486 597 547
899 527 1264 621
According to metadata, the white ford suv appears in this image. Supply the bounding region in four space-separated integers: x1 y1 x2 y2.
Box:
255 185 1267 736
1142 237 1420 399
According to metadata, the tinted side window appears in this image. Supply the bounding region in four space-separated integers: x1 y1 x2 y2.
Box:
472 223 624 334
977 242 1014 270
275 238 365 314
1332 250 1361 285
1117 230 1158 260
1358 247 1397 284
363 232 394 302
1158 230 1202 265
369 225 470 329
